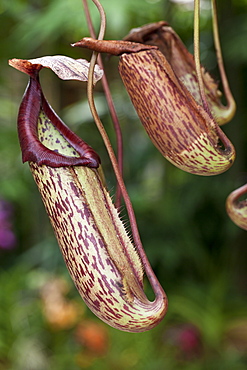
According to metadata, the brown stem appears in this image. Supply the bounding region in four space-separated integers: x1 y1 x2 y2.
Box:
82 0 123 208
86 0 165 300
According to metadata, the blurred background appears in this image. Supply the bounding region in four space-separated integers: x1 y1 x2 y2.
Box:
0 0 247 369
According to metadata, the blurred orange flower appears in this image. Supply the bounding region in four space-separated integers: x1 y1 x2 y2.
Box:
40 277 83 330
75 320 109 355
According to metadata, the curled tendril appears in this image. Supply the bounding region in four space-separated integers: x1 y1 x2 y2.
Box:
82 0 124 209
83 0 168 330
85 0 157 278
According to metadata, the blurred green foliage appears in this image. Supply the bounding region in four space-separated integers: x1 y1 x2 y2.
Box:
0 0 247 369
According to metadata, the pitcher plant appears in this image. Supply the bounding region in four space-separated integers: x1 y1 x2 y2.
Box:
9 0 243 333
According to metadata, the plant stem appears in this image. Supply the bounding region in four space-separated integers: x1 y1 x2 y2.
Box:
194 0 212 116
86 0 165 298
82 0 123 208
211 0 236 116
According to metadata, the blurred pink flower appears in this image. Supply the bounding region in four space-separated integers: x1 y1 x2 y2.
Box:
177 325 201 354
163 323 202 359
